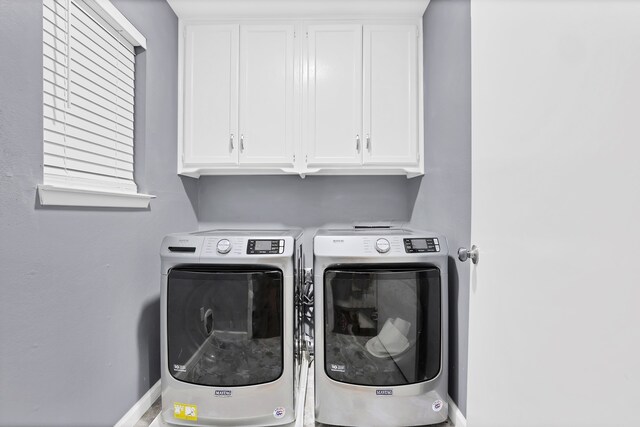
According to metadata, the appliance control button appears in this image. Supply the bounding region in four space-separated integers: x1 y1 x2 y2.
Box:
216 239 232 254
375 238 391 253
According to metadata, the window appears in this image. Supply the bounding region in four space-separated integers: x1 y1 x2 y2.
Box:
38 0 153 208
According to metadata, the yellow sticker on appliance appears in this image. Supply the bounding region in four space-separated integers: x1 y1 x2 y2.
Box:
174 402 198 421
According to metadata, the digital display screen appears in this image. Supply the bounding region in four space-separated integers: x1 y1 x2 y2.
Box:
412 239 429 249
255 241 273 251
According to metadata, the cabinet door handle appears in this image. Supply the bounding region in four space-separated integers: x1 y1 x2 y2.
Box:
230 134 235 151
366 134 371 151
240 134 245 152
356 134 360 152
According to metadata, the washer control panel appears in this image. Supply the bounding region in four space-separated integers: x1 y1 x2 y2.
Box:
247 239 285 254
404 238 440 253
375 238 391 253
216 239 232 254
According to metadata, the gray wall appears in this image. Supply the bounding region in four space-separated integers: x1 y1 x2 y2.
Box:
410 0 471 415
197 175 414 248
197 175 413 227
0 1 196 426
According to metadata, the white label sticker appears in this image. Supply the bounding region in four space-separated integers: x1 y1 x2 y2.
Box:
330 363 346 373
432 399 444 412
273 407 286 419
173 364 186 373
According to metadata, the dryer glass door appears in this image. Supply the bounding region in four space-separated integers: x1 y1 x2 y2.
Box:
323 265 441 386
167 266 283 386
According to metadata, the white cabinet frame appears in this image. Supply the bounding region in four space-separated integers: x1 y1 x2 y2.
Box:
177 18 425 178
306 24 363 167
363 24 419 167
239 24 295 167
182 24 239 167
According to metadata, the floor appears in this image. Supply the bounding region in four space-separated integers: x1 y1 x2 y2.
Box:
138 364 452 427
134 397 162 427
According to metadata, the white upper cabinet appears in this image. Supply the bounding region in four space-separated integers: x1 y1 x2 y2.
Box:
183 24 238 167
176 7 426 177
239 25 295 167
306 25 362 166
363 25 419 166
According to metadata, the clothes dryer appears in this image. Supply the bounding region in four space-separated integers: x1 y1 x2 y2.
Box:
160 229 304 426
314 227 448 426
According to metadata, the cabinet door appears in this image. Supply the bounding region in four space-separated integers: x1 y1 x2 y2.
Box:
363 25 418 166
183 24 239 166
239 25 295 166
307 25 362 166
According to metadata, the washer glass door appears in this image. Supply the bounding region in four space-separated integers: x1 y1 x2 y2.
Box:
167 266 283 386
323 265 441 386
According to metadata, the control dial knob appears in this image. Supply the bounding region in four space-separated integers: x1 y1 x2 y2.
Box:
216 239 232 254
375 238 391 253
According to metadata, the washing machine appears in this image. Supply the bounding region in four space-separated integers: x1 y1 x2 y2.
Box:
314 227 448 426
160 229 304 426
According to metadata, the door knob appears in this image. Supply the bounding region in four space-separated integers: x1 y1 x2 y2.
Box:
458 245 479 264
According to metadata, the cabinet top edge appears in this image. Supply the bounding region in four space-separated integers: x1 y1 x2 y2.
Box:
167 0 430 21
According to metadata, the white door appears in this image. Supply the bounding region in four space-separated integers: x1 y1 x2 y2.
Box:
363 25 418 166
306 25 362 166
183 24 238 166
239 25 295 166
467 1 640 426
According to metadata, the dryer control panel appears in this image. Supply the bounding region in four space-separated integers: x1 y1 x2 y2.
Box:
247 239 285 254
404 238 440 253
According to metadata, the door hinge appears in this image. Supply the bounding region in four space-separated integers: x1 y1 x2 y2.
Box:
305 155 308 163
306 31 309 38
293 154 296 162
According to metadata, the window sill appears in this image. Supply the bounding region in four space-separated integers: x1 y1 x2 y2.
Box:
37 184 155 209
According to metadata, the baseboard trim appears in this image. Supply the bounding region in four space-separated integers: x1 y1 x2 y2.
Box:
113 381 462 427
447 395 467 427
114 380 161 427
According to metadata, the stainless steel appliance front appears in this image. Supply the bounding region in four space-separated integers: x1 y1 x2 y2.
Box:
160 229 303 426
314 228 449 426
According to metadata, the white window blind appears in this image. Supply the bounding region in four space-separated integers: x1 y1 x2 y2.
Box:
43 0 138 194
